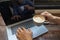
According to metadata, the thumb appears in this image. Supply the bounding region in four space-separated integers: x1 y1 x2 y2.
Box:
41 11 48 16
41 11 51 20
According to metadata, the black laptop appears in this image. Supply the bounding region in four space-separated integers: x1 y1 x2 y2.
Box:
0 1 34 26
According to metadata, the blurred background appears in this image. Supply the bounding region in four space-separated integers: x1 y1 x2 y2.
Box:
0 0 60 24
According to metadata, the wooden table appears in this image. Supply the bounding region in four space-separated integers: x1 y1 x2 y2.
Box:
0 15 60 40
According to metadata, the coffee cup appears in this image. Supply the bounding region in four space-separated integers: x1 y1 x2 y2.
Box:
33 15 45 26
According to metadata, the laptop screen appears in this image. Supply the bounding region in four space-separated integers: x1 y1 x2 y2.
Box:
1 14 33 26
0 1 34 26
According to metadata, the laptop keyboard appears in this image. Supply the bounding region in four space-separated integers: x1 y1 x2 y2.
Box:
11 20 35 34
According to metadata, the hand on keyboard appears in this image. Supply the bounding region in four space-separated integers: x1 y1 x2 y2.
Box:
16 27 33 40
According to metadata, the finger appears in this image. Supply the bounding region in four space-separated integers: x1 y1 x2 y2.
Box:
16 33 20 40
17 29 21 35
22 27 27 31
28 28 31 32
41 13 46 16
16 33 19 38
41 12 47 18
28 28 32 33
41 11 48 15
18 27 23 32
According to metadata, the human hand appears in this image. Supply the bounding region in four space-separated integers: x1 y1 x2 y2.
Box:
41 11 55 22
11 15 21 21
16 27 32 40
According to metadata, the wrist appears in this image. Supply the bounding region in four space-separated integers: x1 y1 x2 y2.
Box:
52 15 59 24
52 15 57 20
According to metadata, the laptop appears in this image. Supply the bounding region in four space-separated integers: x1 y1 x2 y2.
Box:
1 13 48 40
0 1 48 40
